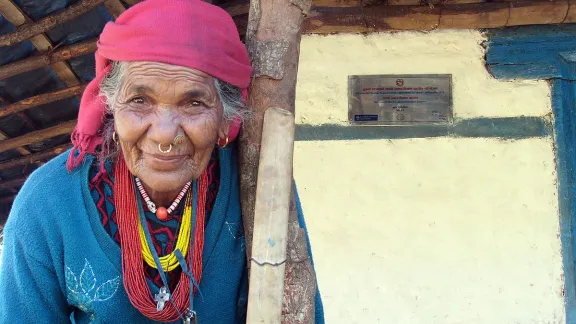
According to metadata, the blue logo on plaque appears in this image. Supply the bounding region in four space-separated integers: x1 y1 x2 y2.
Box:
354 115 378 121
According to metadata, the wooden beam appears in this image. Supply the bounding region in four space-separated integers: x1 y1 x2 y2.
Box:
507 0 569 25
0 176 26 191
0 120 77 153
302 0 573 33
0 96 36 130
220 0 554 16
0 143 71 171
0 0 27 25
0 0 82 88
310 0 523 6
0 85 86 119
0 131 33 156
0 0 79 167
230 0 576 33
15 113 37 130
103 0 127 19
0 39 97 81
315 0 562 6
0 0 107 47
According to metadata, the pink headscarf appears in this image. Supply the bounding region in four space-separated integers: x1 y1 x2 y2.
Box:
67 0 252 171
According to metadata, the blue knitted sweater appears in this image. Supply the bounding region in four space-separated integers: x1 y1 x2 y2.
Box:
0 145 324 323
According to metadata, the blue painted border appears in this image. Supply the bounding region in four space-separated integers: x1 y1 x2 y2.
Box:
295 117 550 141
486 25 576 323
551 79 576 321
485 25 576 80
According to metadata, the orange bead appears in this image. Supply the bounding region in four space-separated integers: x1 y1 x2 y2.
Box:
156 207 168 220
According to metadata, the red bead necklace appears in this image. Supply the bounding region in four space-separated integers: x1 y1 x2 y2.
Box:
114 155 208 322
134 177 191 220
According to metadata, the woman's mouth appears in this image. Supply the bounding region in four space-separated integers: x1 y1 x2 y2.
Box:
142 152 188 170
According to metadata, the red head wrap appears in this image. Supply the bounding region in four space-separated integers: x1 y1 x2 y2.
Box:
67 0 252 171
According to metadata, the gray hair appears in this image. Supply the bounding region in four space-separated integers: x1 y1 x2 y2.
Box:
99 61 247 120
97 61 248 162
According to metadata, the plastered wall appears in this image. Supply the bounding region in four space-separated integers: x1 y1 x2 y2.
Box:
294 31 565 323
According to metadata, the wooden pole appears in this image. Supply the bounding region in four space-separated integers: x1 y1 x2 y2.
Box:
241 0 316 322
0 144 71 171
0 120 76 153
0 0 106 47
0 39 97 81
0 85 86 119
246 107 296 323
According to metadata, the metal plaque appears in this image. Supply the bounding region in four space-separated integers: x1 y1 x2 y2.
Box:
348 74 453 125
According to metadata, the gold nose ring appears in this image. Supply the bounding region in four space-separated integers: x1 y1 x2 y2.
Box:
158 143 172 153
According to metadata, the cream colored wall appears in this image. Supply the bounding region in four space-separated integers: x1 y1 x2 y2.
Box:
294 31 565 324
296 31 550 124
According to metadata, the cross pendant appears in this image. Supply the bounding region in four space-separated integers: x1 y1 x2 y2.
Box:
154 287 170 312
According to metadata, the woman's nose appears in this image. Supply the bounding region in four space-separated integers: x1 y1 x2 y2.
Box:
148 108 179 146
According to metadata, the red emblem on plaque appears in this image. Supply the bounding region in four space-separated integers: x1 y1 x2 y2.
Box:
396 79 404 87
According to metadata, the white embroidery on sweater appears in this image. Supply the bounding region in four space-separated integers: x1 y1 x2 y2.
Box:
65 259 120 321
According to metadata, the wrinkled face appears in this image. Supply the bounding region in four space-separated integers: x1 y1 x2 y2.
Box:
112 61 227 194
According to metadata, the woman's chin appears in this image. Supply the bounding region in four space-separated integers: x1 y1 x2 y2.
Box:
136 167 195 192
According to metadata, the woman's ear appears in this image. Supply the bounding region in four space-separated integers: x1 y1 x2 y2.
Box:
218 119 230 141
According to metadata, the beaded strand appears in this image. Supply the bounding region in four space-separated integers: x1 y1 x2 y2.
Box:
135 177 191 220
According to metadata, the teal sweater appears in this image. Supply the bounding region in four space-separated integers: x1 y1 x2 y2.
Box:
0 145 323 323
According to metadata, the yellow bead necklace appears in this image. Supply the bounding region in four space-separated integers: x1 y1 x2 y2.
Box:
138 192 192 271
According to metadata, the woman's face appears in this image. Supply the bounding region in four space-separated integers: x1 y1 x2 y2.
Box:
112 61 227 194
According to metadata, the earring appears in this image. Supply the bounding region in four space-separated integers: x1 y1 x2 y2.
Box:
218 136 229 148
112 131 118 144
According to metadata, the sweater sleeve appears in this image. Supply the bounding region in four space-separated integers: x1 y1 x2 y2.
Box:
294 183 325 324
0 223 70 324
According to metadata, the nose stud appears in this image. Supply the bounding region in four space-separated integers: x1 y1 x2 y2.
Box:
158 143 172 153
173 134 185 146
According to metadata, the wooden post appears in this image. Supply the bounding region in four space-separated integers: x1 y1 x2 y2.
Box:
240 0 316 322
246 107 295 323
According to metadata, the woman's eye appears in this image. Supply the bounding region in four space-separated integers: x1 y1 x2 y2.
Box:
130 97 145 104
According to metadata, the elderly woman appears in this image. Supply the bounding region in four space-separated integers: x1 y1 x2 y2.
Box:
0 1 323 323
